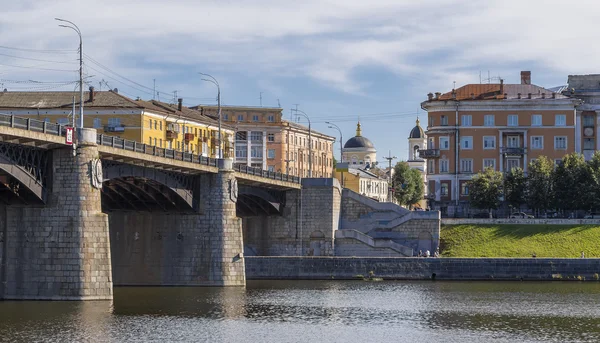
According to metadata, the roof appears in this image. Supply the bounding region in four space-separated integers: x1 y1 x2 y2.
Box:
348 167 387 180
344 136 374 149
409 118 424 139
137 99 234 130
282 120 336 140
432 83 570 101
0 90 143 109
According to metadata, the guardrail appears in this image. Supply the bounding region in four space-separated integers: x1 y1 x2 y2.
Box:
0 113 67 136
0 113 300 184
233 163 301 183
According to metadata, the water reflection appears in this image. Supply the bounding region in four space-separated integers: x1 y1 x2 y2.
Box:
1 281 600 343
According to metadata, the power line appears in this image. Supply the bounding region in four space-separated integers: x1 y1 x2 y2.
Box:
0 62 77 72
0 52 76 65
0 45 76 54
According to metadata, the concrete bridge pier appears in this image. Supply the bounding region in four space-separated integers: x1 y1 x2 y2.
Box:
1 128 112 300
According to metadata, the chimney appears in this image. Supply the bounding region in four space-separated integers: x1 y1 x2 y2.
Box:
500 79 504 95
427 93 433 101
528 93 532 99
178 98 183 111
89 86 95 102
552 92 556 99
521 71 531 85
517 93 521 99
541 93 546 99
113 88 118 94
451 89 456 99
435 92 441 100
471 93 475 99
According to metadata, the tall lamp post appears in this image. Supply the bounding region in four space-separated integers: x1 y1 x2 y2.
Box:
384 150 397 202
199 73 222 158
325 121 343 186
293 109 312 177
56 18 83 130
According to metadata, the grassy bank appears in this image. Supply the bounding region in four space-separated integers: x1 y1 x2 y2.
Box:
440 224 600 258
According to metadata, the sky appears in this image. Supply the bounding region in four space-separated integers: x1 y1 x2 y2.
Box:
2 0 600 163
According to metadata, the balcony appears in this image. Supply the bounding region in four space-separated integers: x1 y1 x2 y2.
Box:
501 147 526 156
184 133 195 141
166 130 178 140
418 149 440 158
104 125 125 133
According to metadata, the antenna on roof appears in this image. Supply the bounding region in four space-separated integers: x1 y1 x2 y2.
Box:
153 79 156 100
453 81 456 89
277 99 281 108
259 92 263 107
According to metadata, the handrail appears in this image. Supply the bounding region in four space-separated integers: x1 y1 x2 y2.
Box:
0 113 300 184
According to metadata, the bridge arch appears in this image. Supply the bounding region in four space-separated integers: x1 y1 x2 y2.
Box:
236 185 285 217
102 162 194 212
0 142 48 204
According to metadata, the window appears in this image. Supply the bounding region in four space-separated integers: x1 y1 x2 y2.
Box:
267 149 275 159
440 160 449 173
429 117 434 127
44 118 50 122
460 136 473 149
530 158 537 165
584 138 595 150
268 115 274 122
441 183 449 196
251 146 263 158
154 138 157 146
507 136 520 148
148 137 152 145
177 141 181 150
57 118 69 125
483 136 496 149
148 119 152 128
250 131 263 141
159 139 162 147
506 159 520 171
268 166 275 172
554 136 567 150
483 159 496 170
531 114 542 126
441 115 448 126
159 122 163 130
237 114 244 121
428 138 434 149
235 146 247 158
555 159 563 167
439 137 450 150
484 114 495 126
224 114 229 121
252 115 259 122
154 120 158 130
93 118 101 129
584 115 594 127
507 115 518 126
555 114 566 126
236 131 247 141
108 118 121 127
461 115 472 126
460 159 473 173
531 136 543 149
428 160 434 174
461 183 469 195
267 133 275 142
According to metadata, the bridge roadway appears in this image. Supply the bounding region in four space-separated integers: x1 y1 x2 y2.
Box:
0 114 301 191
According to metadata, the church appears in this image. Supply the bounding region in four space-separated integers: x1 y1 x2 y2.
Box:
407 118 428 209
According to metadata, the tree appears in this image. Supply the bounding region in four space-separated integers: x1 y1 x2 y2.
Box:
553 153 589 212
505 167 526 212
527 156 554 215
468 167 503 216
392 162 423 208
587 152 600 211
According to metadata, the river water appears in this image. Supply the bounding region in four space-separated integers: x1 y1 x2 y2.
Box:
1 281 600 342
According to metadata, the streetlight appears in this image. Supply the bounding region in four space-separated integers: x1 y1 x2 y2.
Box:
56 18 83 129
199 73 222 159
325 121 343 186
292 109 312 177
384 150 397 202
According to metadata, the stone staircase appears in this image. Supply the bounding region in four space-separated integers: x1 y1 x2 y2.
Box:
335 229 413 256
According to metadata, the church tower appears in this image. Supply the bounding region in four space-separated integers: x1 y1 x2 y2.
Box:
407 118 427 172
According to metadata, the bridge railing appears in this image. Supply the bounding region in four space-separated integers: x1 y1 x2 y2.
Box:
0 113 67 136
233 163 301 183
97 134 219 167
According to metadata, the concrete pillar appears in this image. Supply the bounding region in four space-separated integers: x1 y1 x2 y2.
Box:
206 159 245 286
2 128 112 300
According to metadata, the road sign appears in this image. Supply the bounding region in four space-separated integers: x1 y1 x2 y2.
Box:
65 127 74 145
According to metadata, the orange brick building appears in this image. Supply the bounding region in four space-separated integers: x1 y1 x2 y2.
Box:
420 71 581 217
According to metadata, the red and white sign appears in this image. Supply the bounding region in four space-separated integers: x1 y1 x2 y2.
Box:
65 127 74 145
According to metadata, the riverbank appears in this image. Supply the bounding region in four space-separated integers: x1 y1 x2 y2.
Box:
245 256 600 281
441 224 600 258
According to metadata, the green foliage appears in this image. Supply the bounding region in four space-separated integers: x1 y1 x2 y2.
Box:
467 167 503 212
553 153 589 211
505 167 526 211
527 156 554 213
393 162 424 208
441 224 600 257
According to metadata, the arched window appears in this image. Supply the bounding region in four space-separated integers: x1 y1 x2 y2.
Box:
351 156 358 165
413 145 420 159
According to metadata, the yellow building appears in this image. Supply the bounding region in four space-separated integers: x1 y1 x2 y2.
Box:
334 167 388 202
0 88 234 158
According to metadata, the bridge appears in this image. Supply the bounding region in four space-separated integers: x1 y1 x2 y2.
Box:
0 114 302 300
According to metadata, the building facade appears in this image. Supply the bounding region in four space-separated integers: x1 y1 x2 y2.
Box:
342 122 377 167
420 71 581 216
407 118 428 208
565 74 600 161
0 88 234 158
194 105 335 178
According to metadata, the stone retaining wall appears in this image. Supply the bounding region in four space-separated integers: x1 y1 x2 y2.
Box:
442 218 600 225
246 256 600 281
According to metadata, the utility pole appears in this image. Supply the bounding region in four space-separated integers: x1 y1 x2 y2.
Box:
56 18 83 130
153 79 156 100
326 121 343 186
384 150 397 202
